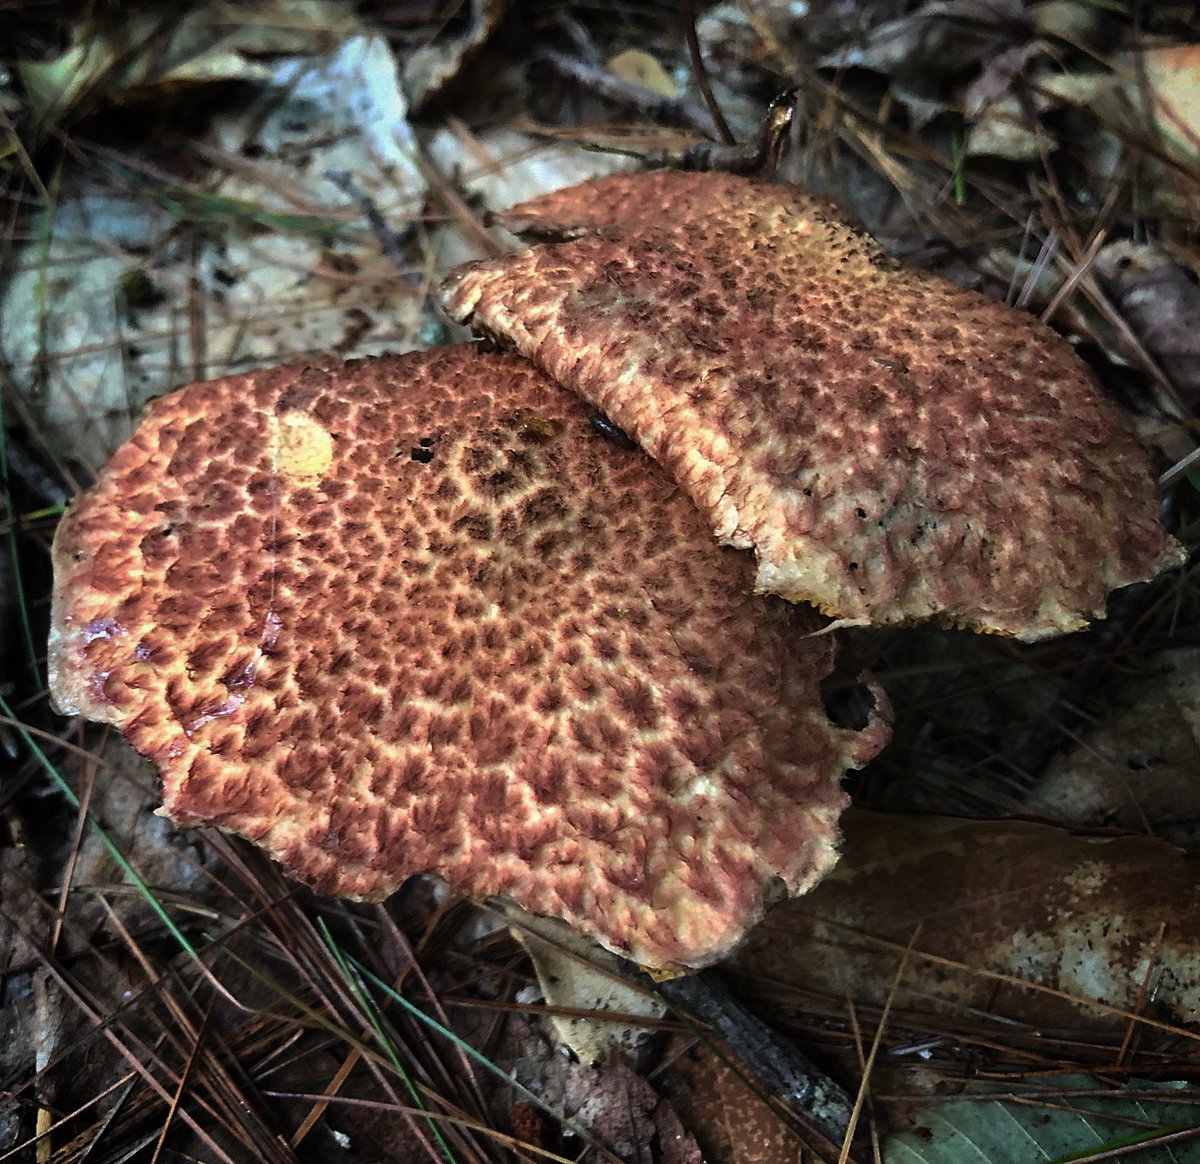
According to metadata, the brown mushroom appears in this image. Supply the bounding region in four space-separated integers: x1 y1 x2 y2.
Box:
48 345 888 971
442 169 1185 640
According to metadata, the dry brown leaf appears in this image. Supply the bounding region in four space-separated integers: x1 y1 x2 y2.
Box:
660 1043 806 1164
733 809 1200 1038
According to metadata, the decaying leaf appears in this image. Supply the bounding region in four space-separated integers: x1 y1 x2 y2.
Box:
1095 240 1200 415
732 809 1200 1038
509 1029 703 1163
660 1044 808 1164
402 0 507 109
1 35 428 470
1026 648 1200 848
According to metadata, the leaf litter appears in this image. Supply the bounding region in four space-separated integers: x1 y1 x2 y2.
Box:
2 1 1200 1161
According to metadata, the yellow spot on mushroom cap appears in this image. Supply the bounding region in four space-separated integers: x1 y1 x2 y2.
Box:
273 411 334 481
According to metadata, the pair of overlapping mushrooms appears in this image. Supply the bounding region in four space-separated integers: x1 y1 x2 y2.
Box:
49 170 1184 972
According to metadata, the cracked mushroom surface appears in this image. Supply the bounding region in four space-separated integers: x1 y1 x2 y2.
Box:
443 169 1185 640
48 346 887 970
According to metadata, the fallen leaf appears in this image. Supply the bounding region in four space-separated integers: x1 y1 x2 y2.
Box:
606 49 678 97
1094 242 1200 414
884 1074 1200 1162
16 1 361 125
660 1043 810 1164
1137 43 1200 167
403 0 507 108
733 810 1200 1039
505 907 668 1067
511 1029 702 1163
1026 648 1200 848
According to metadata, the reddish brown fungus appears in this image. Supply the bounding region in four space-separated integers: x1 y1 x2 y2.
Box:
444 169 1184 640
48 346 887 970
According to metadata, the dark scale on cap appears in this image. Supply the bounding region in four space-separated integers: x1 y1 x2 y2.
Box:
47 345 887 971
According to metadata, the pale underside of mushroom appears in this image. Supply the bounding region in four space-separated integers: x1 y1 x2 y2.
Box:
48 346 888 971
442 169 1185 641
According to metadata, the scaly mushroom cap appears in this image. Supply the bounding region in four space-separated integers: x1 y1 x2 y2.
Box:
442 170 1185 640
48 346 887 970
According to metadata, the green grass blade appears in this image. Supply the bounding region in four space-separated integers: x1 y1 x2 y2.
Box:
316 917 458 1164
0 691 200 961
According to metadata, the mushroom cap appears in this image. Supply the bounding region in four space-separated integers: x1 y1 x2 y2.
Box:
443 170 1185 640
48 346 887 970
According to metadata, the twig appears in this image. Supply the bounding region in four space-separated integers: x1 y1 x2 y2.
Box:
681 0 735 144
648 90 795 174
325 169 414 270
654 970 853 1148
539 46 721 140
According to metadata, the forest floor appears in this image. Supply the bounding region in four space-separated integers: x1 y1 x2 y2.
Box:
2 3 1200 1161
